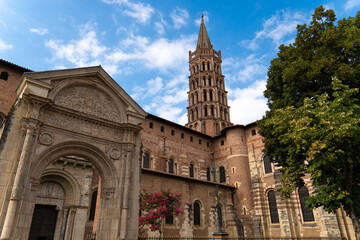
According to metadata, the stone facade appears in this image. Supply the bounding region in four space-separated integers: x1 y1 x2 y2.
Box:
0 17 356 240
0 67 146 239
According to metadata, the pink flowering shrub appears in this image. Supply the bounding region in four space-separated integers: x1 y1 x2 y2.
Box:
139 190 183 236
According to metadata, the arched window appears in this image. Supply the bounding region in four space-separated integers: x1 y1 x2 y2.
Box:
89 190 98 220
192 66 195 75
263 155 272 174
192 81 195 90
207 62 210 70
268 190 279 223
189 164 194 178
202 77 206 86
149 122 153 129
169 159 174 174
203 91 207 101
0 72 8 81
202 62 205 71
194 201 201 225
209 90 213 101
204 106 208 116
216 203 223 227
219 166 226 183
143 153 150 168
207 168 211 181
208 77 211 86
298 186 314 222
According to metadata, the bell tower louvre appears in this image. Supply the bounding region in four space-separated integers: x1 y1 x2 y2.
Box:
185 14 232 137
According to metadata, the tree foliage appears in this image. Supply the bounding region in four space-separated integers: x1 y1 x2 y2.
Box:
139 190 183 237
259 6 360 238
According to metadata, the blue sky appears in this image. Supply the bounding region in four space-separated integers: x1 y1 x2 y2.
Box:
1 0 359 125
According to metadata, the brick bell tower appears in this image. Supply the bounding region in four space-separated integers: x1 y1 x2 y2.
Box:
185 15 232 137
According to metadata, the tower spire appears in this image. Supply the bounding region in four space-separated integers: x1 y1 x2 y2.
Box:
197 14 212 49
186 16 232 137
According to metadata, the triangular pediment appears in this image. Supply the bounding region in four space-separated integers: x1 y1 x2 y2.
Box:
16 66 147 125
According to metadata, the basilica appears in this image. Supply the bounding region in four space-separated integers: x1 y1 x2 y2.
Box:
0 16 355 240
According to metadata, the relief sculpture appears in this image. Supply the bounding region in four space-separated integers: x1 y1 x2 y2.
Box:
54 85 122 123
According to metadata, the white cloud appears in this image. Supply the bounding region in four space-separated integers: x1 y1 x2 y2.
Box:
102 0 154 23
154 104 183 123
0 39 12 51
154 19 166 35
145 77 163 97
46 29 107 67
106 34 196 72
29 28 48 35
178 113 188 125
162 88 187 104
344 0 360 10
171 7 189 29
46 22 196 75
242 9 308 50
223 54 267 83
228 80 268 124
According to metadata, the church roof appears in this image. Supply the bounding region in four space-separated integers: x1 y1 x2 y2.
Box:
197 14 212 49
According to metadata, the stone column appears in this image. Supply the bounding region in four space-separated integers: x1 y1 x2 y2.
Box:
59 208 69 240
0 119 39 240
119 145 133 240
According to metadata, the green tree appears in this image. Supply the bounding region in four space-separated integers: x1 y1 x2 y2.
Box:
259 6 360 239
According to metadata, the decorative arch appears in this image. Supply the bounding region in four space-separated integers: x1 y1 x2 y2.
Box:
40 168 82 206
30 141 117 190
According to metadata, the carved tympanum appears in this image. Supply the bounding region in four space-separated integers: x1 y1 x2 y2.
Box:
54 85 122 123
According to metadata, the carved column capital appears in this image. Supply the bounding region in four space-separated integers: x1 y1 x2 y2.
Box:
23 93 52 119
21 118 42 135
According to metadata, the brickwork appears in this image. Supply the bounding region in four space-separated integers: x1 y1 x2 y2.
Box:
0 60 31 116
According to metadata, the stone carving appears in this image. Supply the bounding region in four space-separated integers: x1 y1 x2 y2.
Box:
110 148 121 160
38 181 65 199
102 188 115 199
43 110 138 144
38 132 54 145
54 85 122 123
